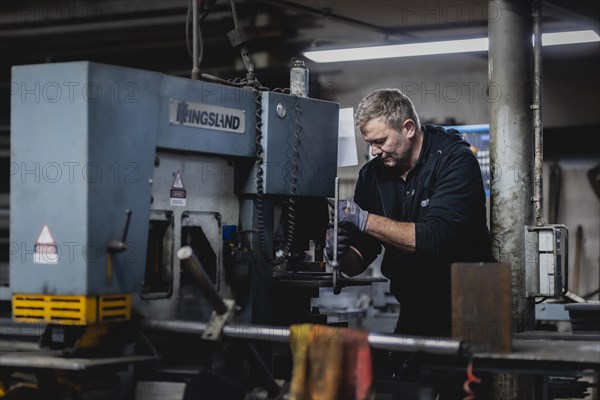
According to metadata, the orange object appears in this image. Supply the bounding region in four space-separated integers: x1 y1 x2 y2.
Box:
339 327 372 400
289 324 373 400
462 359 482 400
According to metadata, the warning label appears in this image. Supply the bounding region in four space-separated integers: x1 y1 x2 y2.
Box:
170 171 187 206
33 224 58 264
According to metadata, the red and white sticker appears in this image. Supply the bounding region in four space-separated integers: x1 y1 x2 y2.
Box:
170 171 187 206
33 224 58 264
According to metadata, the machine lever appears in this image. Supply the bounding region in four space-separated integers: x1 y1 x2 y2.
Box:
177 246 228 315
108 209 132 253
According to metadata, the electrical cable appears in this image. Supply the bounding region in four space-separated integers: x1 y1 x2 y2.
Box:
186 0 192 55
230 0 240 31
253 88 302 265
197 18 204 66
254 89 273 264
285 93 302 258
200 73 247 86
186 1 300 266
228 0 254 78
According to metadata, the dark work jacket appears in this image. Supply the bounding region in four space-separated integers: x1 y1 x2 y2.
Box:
353 124 492 337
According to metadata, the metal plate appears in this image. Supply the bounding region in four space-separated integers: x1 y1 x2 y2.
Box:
451 262 512 353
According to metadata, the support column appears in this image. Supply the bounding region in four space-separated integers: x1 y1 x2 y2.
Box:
489 0 535 398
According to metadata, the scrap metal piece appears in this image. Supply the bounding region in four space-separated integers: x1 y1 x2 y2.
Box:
451 263 512 353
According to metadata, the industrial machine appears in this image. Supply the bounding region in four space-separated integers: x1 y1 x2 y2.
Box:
3 60 365 397
9 59 342 325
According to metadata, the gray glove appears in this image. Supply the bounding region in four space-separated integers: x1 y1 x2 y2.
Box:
327 199 369 232
325 221 358 261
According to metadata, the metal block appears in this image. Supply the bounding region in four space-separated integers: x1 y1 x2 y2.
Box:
10 62 160 295
535 303 570 321
451 262 512 353
239 92 339 197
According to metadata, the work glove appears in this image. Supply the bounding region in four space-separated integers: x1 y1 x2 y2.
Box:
325 220 358 262
327 199 369 232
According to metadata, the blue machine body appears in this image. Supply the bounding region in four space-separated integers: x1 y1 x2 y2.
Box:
10 61 339 296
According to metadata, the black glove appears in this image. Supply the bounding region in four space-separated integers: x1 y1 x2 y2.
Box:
325 220 358 261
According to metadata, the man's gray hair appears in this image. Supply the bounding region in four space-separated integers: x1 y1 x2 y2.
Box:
355 88 421 133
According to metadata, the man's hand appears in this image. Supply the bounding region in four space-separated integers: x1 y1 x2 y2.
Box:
325 221 359 261
327 199 369 232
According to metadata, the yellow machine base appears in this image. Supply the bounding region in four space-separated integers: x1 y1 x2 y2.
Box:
12 294 131 325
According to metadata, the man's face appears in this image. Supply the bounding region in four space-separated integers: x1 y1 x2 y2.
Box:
361 117 410 168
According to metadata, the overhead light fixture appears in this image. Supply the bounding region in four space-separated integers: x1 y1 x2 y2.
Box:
304 30 600 63
541 30 600 46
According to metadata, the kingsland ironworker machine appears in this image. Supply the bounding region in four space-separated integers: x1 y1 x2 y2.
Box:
9 60 346 329
4 60 378 397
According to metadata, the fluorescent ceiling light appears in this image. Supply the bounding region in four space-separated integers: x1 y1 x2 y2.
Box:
305 38 488 63
304 30 600 63
541 30 600 46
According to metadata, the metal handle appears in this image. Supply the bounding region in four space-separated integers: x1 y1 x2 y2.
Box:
108 209 132 253
177 246 227 315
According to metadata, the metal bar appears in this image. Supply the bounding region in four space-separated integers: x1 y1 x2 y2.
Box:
176 246 227 315
532 0 544 226
141 320 463 356
191 0 200 80
367 333 462 355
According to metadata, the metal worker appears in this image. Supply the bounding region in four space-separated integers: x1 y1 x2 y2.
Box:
327 88 493 338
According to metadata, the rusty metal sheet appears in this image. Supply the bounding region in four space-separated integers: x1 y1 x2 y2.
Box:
451 263 512 353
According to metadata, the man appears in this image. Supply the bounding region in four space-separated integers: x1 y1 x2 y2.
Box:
326 88 493 398
327 88 492 338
